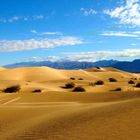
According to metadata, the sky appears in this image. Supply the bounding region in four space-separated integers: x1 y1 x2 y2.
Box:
0 0 140 66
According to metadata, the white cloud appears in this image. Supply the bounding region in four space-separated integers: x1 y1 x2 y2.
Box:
27 49 140 62
65 49 140 61
130 43 137 45
75 49 140 61
104 0 140 26
80 8 97 16
33 15 44 20
133 31 140 34
41 32 63 35
0 37 83 52
100 32 138 37
23 17 29 21
0 15 45 23
30 30 37 34
8 16 20 22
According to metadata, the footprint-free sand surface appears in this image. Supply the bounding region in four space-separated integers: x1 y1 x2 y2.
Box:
0 66 140 140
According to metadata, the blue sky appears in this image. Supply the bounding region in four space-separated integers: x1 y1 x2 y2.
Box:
0 0 140 66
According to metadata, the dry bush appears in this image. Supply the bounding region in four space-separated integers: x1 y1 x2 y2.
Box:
64 82 75 89
112 87 122 91
32 89 42 93
109 78 117 82
70 77 75 80
96 67 100 69
73 86 86 92
78 78 83 80
128 80 135 84
3 85 21 93
135 83 140 88
94 80 104 85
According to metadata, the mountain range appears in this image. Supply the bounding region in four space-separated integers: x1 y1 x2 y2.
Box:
4 59 140 73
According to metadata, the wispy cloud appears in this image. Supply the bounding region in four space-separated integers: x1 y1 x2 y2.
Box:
41 32 63 35
133 31 140 34
130 43 137 45
0 36 83 52
30 30 63 36
33 15 44 20
104 0 140 26
80 8 97 16
0 15 46 23
27 49 140 62
8 16 20 22
100 31 139 37
0 16 21 23
64 49 140 61
30 29 37 34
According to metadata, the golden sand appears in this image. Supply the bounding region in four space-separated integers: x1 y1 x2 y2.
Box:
0 66 139 140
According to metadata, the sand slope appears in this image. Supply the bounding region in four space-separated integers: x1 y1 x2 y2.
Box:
0 92 139 140
0 67 140 139
0 66 139 93
0 67 66 81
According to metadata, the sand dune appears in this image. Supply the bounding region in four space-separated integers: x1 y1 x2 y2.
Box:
0 66 66 81
0 92 139 140
0 66 139 93
0 66 140 139
0 67 7 71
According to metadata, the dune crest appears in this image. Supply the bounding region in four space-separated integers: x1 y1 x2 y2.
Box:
0 66 67 81
0 66 139 139
0 66 139 93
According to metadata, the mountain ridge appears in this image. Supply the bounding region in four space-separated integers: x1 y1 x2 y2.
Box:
3 59 140 73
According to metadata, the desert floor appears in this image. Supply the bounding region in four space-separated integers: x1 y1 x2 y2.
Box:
0 67 140 140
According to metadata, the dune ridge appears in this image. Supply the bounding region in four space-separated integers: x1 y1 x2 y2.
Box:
0 66 139 93
0 66 139 139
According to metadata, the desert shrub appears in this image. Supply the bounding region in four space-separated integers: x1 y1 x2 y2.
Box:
64 82 75 89
112 88 122 91
70 77 75 80
78 78 83 80
96 67 100 69
109 78 117 82
128 80 135 84
94 80 104 85
73 86 86 92
135 83 140 88
3 85 21 93
32 89 42 93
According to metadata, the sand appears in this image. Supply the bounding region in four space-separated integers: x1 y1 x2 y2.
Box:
0 66 139 140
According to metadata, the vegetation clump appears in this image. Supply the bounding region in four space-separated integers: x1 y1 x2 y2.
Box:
32 89 42 93
109 78 117 82
128 80 135 84
64 82 75 89
70 77 75 80
94 80 104 85
96 67 100 69
135 83 140 88
78 78 83 80
73 86 86 92
112 87 122 91
3 85 21 93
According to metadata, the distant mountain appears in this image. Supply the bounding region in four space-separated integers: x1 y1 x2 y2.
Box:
4 60 118 69
4 59 140 73
111 59 140 73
